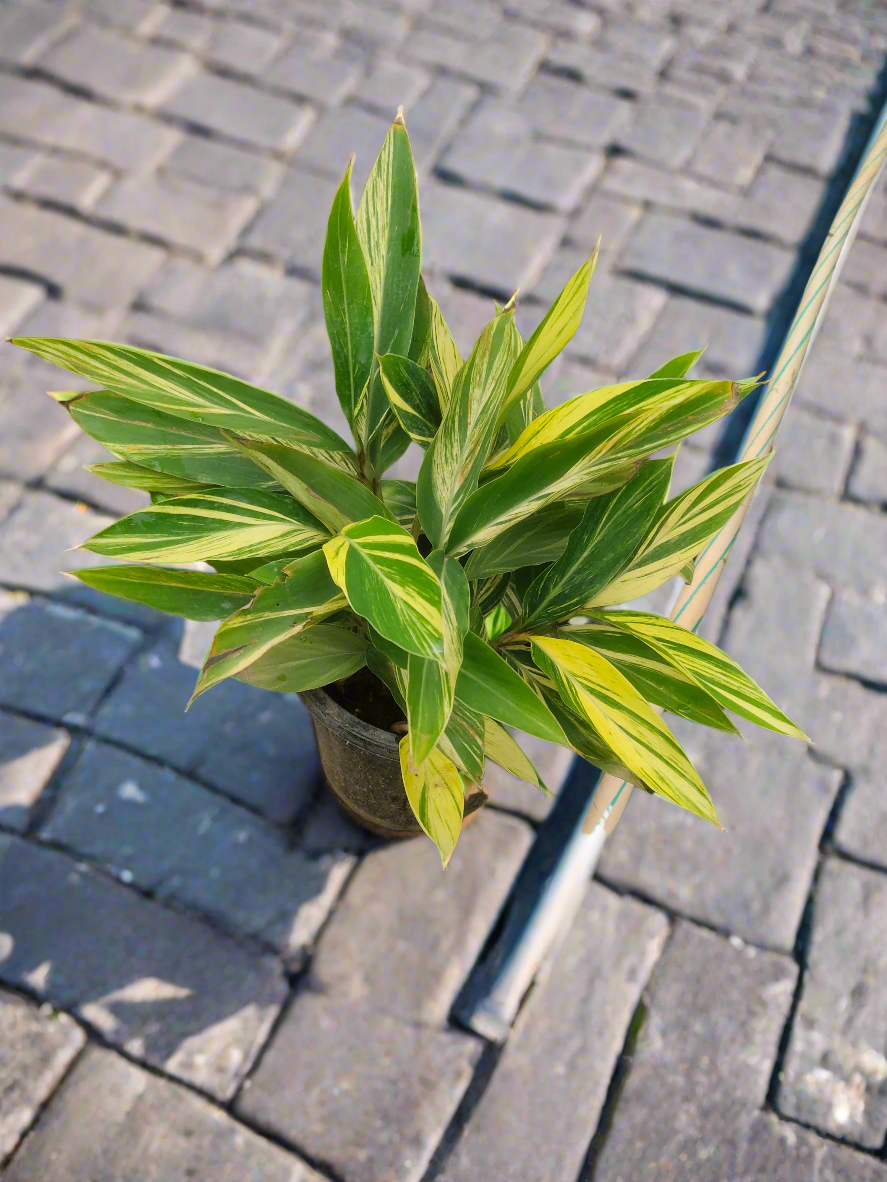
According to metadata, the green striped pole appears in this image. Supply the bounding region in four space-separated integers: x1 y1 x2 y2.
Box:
583 114 887 836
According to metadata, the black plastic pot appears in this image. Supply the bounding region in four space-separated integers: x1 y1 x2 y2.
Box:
299 687 487 838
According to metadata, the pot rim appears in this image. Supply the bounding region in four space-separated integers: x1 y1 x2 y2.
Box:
299 685 400 761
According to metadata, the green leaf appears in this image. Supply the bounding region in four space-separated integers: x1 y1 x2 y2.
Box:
532 635 719 824
456 631 565 744
247 557 291 585
323 515 444 662
500 250 597 421
422 288 462 410
85 461 208 496
587 455 771 607
67 390 280 490
471 572 512 616
239 624 367 693
441 699 486 783
15 339 357 468
191 550 344 699
417 308 520 548
356 117 422 471
562 621 737 733
408 276 433 363
322 159 375 439
71 565 257 621
399 736 464 867
521 458 672 626
223 435 391 533
380 479 417 527
537 684 641 784
594 610 807 739
484 603 511 640
483 717 546 792
647 349 705 380
378 352 441 446
463 503 585 579
82 488 328 564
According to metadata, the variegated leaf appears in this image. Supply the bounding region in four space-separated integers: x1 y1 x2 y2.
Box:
462 503 582 579
483 717 546 791
378 352 441 446
499 250 597 421
323 515 444 662
594 610 807 739
531 635 720 824
380 478 417 527
224 434 391 533
417 307 520 548
456 631 565 744
441 699 486 783
15 338 357 467
85 460 208 496
72 565 257 621
562 621 737 733
239 624 367 693
470 572 512 616
191 550 344 698
587 456 771 607
521 458 673 627
322 159 375 440
82 488 329 564
647 348 705 380
399 736 465 867
421 286 462 410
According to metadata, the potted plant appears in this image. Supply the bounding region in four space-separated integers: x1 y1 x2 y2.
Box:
11 114 805 866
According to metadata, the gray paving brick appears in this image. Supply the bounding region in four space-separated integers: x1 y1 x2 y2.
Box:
75 0 165 31
406 20 547 94
542 356 611 405
843 238 887 298
600 720 837 949
141 257 315 349
515 74 632 149
736 162 826 245
769 104 855 176
773 407 855 495
0 2 75 64
400 75 480 172
0 592 141 724
440 885 668 1182
238 991 481 1182
819 589 887 686
0 480 20 525
161 133 284 196
0 139 37 183
422 182 564 295
780 858 887 1147
592 922 797 1181
740 10 811 52
796 347 887 442
12 154 113 211
0 197 165 310
121 309 269 385
294 104 390 193
620 212 796 314
425 280 496 355
354 59 430 112
689 116 771 188
241 165 338 274
163 73 314 151
0 275 43 338
298 790 380 857
660 69 728 111
757 494 887 593
598 16 677 66
44 741 352 965
618 96 710 167
45 436 149 518
672 35 759 83
200 15 288 74
0 990 85 1162
309 811 532 1025
38 23 195 106
440 101 602 214
0 711 69 833
5 1045 324 1182
599 156 727 218
544 40 659 94
418 0 503 41
569 272 667 372
265 31 364 104
836 765 887 873
505 0 600 36
0 833 286 1099
568 191 642 259
849 434 887 505
93 640 321 823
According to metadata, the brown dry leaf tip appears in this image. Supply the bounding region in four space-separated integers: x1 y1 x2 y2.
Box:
394 106 406 126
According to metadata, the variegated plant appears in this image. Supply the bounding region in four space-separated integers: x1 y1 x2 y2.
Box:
12 114 805 865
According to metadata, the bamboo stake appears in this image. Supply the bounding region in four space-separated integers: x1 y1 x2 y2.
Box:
583 114 887 836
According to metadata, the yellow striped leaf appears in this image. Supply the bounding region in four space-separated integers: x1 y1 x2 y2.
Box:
82 489 329 564
71 566 257 621
399 736 465 867
417 307 520 548
594 610 807 739
521 458 672 626
239 624 367 693
499 250 597 421
470 571 512 616
85 461 208 496
441 699 486 783
378 352 441 446
191 550 344 698
223 434 391 533
456 631 566 744
531 635 720 825
483 717 546 792
587 455 771 607
422 288 462 410
14 339 357 468
322 159 375 439
561 621 737 733
356 116 422 471
323 515 444 662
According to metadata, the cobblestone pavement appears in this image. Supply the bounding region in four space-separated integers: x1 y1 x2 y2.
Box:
1 0 887 1177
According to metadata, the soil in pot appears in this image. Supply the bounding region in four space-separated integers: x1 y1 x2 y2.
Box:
326 667 405 731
